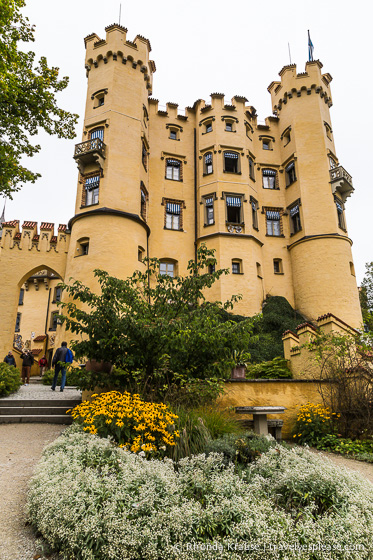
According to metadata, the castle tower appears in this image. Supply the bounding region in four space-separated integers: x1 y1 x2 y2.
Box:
268 61 362 327
65 24 154 295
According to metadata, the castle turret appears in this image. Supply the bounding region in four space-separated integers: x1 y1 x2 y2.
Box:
65 24 154 295
267 61 361 327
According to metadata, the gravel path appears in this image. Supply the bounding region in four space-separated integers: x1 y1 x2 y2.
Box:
308 447 373 484
3 382 81 400
0 423 65 560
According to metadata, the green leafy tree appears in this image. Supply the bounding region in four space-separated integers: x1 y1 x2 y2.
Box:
0 0 78 197
360 262 373 331
59 246 256 402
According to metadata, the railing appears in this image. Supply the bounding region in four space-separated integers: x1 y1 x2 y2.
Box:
74 138 106 158
329 165 353 187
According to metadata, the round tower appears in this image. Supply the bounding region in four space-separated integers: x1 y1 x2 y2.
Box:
65 24 154 294
268 61 362 327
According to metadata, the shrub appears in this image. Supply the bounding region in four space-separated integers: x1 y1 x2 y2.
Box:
70 391 179 456
28 429 373 559
0 362 21 397
292 402 339 446
246 356 292 379
205 432 279 466
41 367 83 387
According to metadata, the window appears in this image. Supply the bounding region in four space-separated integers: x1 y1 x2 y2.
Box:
204 152 213 175
142 141 148 171
262 139 271 150
226 196 242 224
169 129 177 140
89 127 104 141
256 263 262 278
251 198 258 230
249 157 255 180
262 169 277 189
205 122 212 133
138 246 145 262
160 261 175 277
325 122 332 140
18 289 24 306
84 175 100 206
225 121 233 132
223 151 240 174
50 311 58 331
335 199 346 230
140 188 147 221
77 239 89 256
285 162 296 186
289 204 302 234
273 259 283 274
232 260 242 274
205 197 214 225
165 202 181 230
97 96 105 107
350 262 355 276
54 286 62 303
92 88 108 109
283 128 291 146
15 312 21 332
266 210 281 236
329 156 337 169
166 159 181 181
208 263 215 274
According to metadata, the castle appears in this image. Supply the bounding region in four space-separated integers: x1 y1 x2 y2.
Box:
0 23 362 369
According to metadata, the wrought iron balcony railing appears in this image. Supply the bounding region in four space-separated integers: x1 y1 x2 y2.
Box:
329 165 354 202
73 138 106 173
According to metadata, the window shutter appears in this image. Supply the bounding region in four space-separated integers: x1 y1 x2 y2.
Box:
166 203 181 215
263 169 276 176
266 210 280 220
85 176 100 190
226 196 241 207
224 152 239 159
290 205 299 217
205 197 213 207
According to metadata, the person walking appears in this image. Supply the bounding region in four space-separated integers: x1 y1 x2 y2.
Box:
20 350 34 385
38 355 48 377
51 342 74 392
3 351 16 366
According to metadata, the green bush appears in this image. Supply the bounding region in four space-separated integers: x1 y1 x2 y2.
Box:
0 362 21 397
28 429 373 559
204 432 279 466
317 434 373 456
246 356 292 379
42 367 83 387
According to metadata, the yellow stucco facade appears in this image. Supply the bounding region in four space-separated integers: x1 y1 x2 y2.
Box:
0 23 362 361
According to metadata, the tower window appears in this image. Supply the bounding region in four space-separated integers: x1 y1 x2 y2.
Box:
282 128 291 146
232 260 242 274
160 261 176 277
84 175 100 206
204 196 214 225
256 263 262 278
140 187 148 221
204 152 213 175
77 238 90 256
350 262 355 276
223 151 240 174
205 121 212 133
165 202 181 230
142 141 148 171
289 203 302 234
208 263 215 274
169 129 177 140
249 157 255 180
18 289 24 306
225 121 233 132
325 122 333 140
273 259 283 274
138 246 145 262
15 312 21 332
335 199 346 231
329 156 337 169
262 139 271 150
166 158 182 181
251 198 258 230
266 210 281 236
262 169 277 189
226 196 242 224
54 286 62 303
97 96 104 107
285 162 297 186
89 127 104 141
50 311 59 331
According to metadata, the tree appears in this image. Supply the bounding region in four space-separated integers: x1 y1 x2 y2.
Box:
0 0 78 197
360 262 373 331
58 246 256 403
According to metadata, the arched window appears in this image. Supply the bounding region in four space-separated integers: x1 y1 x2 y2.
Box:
89 127 104 141
204 152 213 175
166 158 182 181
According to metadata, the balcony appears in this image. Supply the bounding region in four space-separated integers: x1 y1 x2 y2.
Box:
329 165 354 202
73 138 106 174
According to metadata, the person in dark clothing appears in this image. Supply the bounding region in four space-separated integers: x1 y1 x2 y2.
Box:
20 350 34 385
51 342 74 392
4 352 16 366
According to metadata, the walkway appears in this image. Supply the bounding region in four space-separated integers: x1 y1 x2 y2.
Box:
4 382 82 400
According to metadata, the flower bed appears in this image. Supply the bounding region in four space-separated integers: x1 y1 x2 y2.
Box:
27 427 373 559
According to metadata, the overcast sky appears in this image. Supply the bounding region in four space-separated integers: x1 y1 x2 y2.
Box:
4 0 372 283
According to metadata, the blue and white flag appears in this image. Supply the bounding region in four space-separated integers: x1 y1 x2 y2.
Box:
308 30 314 61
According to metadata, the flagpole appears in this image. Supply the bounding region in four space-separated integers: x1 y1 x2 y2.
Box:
288 43 292 65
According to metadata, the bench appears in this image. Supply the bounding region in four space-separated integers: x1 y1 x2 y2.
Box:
235 406 286 439
236 418 284 440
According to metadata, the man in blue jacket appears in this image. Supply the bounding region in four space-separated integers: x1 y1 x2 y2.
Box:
51 341 74 392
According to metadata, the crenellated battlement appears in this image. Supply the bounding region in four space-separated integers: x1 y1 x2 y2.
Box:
268 60 333 115
1 221 70 253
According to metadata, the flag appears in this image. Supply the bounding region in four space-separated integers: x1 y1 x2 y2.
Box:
308 30 314 62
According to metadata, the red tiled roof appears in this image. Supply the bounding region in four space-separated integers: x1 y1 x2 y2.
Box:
33 335 47 342
40 222 54 230
32 235 39 241
50 236 57 243
14 233 21 240
58 224 67 232
22 221 37 228
296 322 317 332
2 220 19 227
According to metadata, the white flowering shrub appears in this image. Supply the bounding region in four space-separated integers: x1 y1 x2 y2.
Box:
28 428 373 560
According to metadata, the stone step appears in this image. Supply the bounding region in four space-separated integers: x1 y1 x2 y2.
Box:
0 406 73 415
0 415 73 424
0 399 81 408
